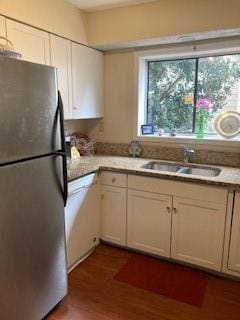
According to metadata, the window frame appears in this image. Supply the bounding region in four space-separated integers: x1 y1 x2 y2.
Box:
135 39 240 147
146 53 240 135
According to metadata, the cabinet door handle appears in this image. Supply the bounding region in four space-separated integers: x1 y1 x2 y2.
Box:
173 207 177 214
166 206 171 213
112 178 116 183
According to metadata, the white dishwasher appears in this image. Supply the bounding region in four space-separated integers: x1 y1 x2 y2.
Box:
65 173 101 272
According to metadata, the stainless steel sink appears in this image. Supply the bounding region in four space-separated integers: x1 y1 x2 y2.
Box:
177 166 221 177
142 162 181 172
142 161 221 177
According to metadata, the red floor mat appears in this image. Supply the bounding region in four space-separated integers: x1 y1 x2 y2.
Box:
114 254 209 307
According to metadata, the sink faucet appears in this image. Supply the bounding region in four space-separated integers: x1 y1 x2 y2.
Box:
182 145 195 165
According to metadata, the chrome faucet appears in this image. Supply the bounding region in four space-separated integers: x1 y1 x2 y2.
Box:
182 145 195 165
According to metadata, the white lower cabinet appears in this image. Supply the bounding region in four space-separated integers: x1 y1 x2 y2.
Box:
65 174 100 271
126 175 228 272
127 190 172 257
66 169 238 276
171 197 226 271
101 185 127 246
228 193 240 272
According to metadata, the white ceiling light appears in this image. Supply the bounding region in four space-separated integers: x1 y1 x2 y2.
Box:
66 0 154 11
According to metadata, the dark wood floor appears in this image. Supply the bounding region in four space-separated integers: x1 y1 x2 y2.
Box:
48 244 240 320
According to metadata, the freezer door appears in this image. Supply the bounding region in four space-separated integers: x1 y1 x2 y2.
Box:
0 57 61 164
0 156 67 320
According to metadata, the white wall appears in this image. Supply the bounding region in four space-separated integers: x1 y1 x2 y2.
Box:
64 120 89 136
87 50 135 143
86 0 240 48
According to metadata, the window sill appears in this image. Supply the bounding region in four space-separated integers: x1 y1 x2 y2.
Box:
136 134 240 149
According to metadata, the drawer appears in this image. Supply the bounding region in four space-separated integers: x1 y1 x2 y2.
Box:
128 174 228 204
101 171 127 188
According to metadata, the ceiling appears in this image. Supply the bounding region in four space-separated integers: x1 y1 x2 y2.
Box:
67 0 154 11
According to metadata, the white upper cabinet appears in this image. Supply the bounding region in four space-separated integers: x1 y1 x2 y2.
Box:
4 18 104 120
0 16 6 37
171 196 226 271
72 43 104 119
50 35 73 119
228 193 240 273
127 190 172 257
6 19 50 65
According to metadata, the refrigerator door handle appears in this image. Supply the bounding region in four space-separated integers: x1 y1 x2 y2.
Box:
57 91 68 207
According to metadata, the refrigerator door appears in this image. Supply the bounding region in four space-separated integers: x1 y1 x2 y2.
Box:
0 155 67 320
0 57 61 165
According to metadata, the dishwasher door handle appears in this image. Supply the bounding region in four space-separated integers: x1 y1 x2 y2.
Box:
68 182 97 196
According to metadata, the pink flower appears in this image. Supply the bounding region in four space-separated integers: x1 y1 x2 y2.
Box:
196 98 213 111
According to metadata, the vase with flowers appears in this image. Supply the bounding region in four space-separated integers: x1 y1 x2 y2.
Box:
196 98 212 139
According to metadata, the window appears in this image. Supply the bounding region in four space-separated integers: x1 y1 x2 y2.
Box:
145 53 240 136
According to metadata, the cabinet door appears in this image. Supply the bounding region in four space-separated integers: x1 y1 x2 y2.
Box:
50 35 73 119
127 190 172 257
6 19 50 65
228 193 240 273
65 183 100 270
0 16 6 37
101 185 126 246
171 197 226 271
72 42 104 119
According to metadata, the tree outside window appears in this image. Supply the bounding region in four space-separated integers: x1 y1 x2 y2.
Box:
147 54 240 135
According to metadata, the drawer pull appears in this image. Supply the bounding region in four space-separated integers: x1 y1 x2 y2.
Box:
112 177 116 183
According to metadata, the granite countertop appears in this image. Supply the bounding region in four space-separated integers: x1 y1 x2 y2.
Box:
67 155 240 188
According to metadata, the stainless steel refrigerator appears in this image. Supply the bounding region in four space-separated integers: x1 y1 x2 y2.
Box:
0 57 68 320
